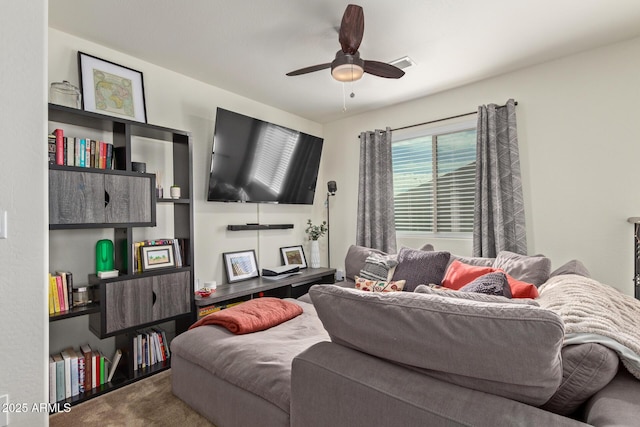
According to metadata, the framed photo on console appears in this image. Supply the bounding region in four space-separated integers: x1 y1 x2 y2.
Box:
78 51 147 123
280 245 307 269
223 249 259 283
141 244 175 271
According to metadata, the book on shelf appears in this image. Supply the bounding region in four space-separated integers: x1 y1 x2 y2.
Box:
52 354 65 402
48 134 56 164
59 349 72 399
80 344 92 392
54 128 64 165
49 356 57 403
107 349 123 383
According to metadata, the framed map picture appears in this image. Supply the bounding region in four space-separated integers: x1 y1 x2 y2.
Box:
78 51 147 123
223 249 259 283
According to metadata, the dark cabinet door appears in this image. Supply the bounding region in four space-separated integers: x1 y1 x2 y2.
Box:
49 170 105 224
152 271 191 320
104 174 153 224
104 276 154 334
101 271 191 336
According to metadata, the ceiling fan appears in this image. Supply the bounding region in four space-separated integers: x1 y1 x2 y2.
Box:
286 4 405 82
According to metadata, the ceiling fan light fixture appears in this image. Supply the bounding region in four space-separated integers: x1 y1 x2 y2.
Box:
332 63 364 82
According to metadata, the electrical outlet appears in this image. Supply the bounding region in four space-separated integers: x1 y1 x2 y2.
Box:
0 210 7 239
0 394 8 427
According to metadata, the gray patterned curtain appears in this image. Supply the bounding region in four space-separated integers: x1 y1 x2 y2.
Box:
473 99 527 257
357 127 397 253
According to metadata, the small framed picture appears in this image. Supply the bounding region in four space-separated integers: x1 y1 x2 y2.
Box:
78 51 147 123
141 244 175 271
223 250 259 283
280 245 307 269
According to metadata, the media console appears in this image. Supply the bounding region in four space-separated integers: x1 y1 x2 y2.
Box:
194 267 336 317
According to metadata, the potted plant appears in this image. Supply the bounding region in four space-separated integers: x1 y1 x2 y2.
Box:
305 219 327 268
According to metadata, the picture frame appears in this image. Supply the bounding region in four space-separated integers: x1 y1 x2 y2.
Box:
223 249 259 283
141 244 175 271
78 51 147 123
280 245 307 269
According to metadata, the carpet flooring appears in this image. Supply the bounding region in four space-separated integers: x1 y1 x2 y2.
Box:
49 370 215 426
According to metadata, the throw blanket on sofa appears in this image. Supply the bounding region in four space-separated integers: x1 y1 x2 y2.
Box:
538 274 640 379
189 297 303 334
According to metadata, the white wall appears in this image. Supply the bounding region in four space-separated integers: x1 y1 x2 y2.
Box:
1 1 48 426
324 36 640 295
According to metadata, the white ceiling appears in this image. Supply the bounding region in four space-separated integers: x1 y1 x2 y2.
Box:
49 0 640 124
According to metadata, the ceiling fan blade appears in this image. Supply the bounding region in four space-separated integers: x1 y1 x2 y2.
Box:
338 4 364 54
286 63 332 76
363 60 405 79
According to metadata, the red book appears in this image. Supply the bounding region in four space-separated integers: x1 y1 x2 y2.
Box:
54 129 64 165
99 142 106 169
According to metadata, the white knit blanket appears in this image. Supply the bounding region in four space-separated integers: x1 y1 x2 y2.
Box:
538 274 640 379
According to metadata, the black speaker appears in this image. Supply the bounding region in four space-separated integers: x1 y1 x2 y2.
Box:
327 181 337 195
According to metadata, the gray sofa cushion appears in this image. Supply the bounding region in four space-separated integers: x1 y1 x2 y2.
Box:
309 285 565 406
448 254 496 268
344 245 385 282
550 259 591 278
584 367 640 426
414 284 538 306
390 247 451 291
542 343 619 416
493 251 551 287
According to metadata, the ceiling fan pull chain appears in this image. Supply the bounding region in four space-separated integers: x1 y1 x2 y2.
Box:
342 82 347 112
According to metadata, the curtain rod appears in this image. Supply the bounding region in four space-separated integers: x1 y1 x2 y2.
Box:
358 101 518 137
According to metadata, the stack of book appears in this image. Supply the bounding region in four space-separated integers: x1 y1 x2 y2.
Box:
133 328 170 371
49 345 122 403
48 272 73 314
48 128 115 169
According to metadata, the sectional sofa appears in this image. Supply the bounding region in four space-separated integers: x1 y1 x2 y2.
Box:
171 245 640 426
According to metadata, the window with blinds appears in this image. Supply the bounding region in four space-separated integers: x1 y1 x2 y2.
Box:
392 126 476 234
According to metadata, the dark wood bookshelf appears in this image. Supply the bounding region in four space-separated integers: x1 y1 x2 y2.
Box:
49 303 100 322
50 359 171 412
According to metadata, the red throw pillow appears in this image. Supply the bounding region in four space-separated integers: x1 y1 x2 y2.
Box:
441 260 495 290
442 259 539 298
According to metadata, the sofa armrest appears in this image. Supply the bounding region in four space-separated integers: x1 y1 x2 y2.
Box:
291 342 589 427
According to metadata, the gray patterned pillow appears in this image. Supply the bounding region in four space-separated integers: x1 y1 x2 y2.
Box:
359 253 398 282
459 272 512 298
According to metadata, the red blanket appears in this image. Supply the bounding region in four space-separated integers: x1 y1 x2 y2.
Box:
189 297 303 334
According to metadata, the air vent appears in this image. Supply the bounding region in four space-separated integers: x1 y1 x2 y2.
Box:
389 56 416 70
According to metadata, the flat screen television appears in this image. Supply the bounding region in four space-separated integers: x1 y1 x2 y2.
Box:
207 108 324 204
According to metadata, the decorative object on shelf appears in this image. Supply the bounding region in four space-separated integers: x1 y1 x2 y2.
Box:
280 245 307 269
78 51 147 123
305 219 327 268
223 249 259 283
72 286 95 307
155 170 164 199
141 244 176 271
95 239 114 274
326 180 337 267
50 80 82 109
131 161 146 173
195 288 214 298
170 185 181 199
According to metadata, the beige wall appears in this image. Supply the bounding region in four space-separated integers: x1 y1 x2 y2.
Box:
324 36 640 295
1 1 48 426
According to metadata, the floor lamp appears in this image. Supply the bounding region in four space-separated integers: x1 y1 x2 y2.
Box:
326 181 337 267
